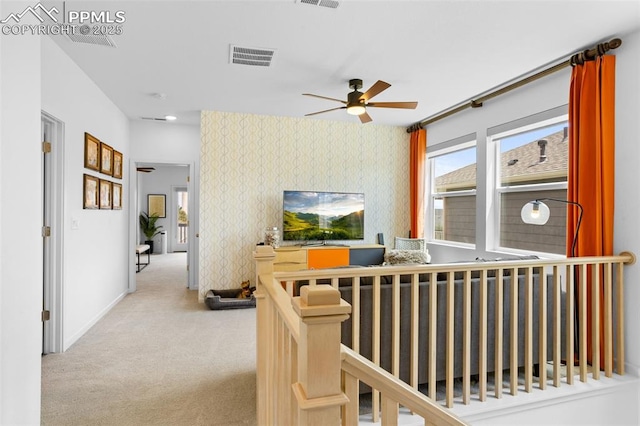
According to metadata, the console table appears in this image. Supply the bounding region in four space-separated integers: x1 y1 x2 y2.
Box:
273 244 385 272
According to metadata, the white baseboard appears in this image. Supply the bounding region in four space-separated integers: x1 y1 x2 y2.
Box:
63 291 127 351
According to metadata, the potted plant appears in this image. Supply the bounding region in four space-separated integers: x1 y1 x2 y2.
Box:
139 211 163 254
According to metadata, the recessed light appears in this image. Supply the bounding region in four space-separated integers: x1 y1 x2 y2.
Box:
164 115 177 121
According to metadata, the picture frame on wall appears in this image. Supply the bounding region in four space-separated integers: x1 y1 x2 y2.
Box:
112 183 123 210
99 179 112 209
100 142 114 176
147 194 166 218
113 150 123 179
84 133 100 171
83 174 99 209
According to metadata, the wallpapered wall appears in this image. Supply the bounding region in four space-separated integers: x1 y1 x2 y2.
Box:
199 110 411 299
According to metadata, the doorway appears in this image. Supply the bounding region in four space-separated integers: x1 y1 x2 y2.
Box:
131 162 197 292
41 111 64 354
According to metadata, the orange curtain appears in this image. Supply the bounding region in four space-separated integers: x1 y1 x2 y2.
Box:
409 129 426 238
568 55 615 364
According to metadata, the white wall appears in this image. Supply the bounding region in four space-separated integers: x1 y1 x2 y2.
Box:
0 28 43 425
129 120 200 162
41 37 130 350
428 29 640 424
611 29 640 380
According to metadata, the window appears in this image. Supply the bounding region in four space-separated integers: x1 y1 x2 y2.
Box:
429 142 476 245
494 118 569 254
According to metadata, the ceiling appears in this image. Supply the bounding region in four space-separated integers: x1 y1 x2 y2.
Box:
49 0 640 128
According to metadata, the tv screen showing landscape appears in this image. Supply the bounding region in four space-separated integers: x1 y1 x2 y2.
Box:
283 191 364 241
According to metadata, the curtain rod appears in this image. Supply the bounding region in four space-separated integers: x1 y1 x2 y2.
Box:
406 37 622 133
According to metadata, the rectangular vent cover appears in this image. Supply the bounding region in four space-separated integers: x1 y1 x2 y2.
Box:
230 45 275 67
299 0 340 9
66 33 117 48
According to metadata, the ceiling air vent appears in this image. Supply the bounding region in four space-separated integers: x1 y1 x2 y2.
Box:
230 45 276 67
66 33 117 48
298 0 340 9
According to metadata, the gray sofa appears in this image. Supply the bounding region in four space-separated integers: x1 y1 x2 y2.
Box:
298 267 565 391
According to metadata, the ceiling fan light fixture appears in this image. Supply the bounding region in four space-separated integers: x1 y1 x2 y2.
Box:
346 104 366 116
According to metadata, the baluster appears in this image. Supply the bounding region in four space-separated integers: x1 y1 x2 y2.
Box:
565 263 575 385
428 272 438 400
392 274 401 378
552 265 561 387
539 266 547 390
603 262 613 377
479 269 488 401
524 267 533 393
445 271 454 408
410 273 420 390
462 270 471 405
494 268 504 399
591 263 600 380
372 275 381 421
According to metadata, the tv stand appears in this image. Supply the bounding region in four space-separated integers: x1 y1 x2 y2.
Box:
273 244 385 271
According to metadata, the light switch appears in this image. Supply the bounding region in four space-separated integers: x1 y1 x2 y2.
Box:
71 218 79 230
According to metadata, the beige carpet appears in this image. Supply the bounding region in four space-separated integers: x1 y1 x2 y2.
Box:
41 253 257 426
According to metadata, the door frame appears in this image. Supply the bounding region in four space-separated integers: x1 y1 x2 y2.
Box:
128 160 199 292
41 111 65 354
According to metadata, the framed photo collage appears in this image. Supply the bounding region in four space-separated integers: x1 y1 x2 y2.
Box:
83 132 123 210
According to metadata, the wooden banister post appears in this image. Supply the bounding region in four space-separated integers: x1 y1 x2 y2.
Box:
292 285 351 426
253 246 276 426
254 245 276 289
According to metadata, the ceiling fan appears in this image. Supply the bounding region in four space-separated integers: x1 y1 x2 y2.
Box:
303 79 418 123
136 167 155 173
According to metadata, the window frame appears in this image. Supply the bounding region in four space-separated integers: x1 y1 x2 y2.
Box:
426 138 477 248
490 113 569 256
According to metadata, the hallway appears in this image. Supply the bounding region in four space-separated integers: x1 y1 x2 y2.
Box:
41 253 257 425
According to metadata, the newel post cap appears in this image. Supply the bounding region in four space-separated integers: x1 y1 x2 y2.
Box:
292 285 351 319
253 244 276 259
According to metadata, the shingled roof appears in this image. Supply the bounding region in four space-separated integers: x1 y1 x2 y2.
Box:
435 127 568 191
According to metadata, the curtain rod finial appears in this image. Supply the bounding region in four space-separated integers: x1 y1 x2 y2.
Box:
609 38 622 49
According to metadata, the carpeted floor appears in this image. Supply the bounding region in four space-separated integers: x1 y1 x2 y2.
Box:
41 253 257 426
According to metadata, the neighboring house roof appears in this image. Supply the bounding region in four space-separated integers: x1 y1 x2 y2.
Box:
435 127 568 191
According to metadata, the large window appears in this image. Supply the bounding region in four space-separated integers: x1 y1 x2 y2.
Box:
495 118 569 254
429 143 476 245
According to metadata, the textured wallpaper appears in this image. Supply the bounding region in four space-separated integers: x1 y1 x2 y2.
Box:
199 111 411 299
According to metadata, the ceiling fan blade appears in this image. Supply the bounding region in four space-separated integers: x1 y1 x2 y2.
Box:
361 80 391 102
137 167 155 173
303 93 346 104
367 101 418 109
358 111 373 124
305 106 347 117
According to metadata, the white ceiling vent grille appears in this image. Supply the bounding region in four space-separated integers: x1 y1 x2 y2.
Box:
298 0 340 9
230 45 276 67
66 33 117 48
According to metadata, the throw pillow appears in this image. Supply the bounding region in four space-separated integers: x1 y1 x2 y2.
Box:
384 249 430 265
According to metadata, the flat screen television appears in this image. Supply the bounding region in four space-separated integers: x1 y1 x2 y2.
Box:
283 190 364 242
